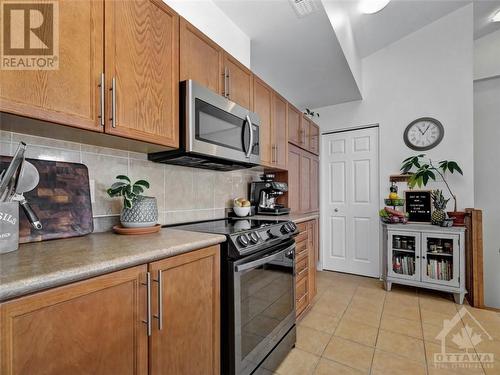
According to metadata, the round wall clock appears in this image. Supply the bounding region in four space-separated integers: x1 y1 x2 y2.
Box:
403 117 444 151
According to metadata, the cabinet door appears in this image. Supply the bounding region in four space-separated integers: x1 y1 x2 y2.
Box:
288 144 302 213
387 231 420 282
301 117 311 150
300 152 311 213
310 155 319 212
253 77 273 167
0 266 148 375
223 53 253 109
288 105 302 146
105 0 179 147
310 122 320 155
0 0 103 132
180 18 222 93
307 221 317 301
272 92 288 169
149 246 220 375
421 233 460 288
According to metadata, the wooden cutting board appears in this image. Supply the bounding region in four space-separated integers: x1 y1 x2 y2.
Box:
0 157 93 243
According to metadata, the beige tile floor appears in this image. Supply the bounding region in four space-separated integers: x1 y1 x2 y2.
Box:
271 271 500 375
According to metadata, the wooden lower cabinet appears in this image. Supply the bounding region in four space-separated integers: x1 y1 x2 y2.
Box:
149 245 220 375
0 266 148 375
295 219 318 318
0 245 220 375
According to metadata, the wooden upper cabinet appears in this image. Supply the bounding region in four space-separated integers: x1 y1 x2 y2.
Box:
149 246 220 375
310 122 320 155
180 18 222 93
0 0 104 132
301 116 311 150
0 266 148 375
287 144 302 214
272 92 288 170
288 105 302 146
300 151 312 213
310 155 319 212
253 77 273 167
105 0 179 147
222 53 253 109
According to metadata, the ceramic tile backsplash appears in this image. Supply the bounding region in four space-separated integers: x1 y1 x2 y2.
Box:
1 131 261 232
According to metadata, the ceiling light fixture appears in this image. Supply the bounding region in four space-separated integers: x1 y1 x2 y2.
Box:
359 0 392 15
492 9 500 22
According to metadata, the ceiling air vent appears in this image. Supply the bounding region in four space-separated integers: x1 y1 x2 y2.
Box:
290 0 318 18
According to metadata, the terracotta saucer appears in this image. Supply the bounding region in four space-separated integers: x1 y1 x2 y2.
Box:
113 224 161 235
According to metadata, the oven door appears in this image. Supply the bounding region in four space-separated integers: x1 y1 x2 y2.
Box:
230 240 295 375
185 80 260 165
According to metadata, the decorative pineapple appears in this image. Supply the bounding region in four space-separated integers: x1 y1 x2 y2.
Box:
431 190 449 225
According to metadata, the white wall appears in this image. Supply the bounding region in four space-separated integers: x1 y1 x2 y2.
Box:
314 5 474 211
474 77 500 308
163 0 251 68
474 29 500 81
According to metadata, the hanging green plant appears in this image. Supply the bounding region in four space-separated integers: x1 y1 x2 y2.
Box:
107 175 150 209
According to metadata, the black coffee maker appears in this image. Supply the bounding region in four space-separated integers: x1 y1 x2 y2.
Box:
250 174 290 215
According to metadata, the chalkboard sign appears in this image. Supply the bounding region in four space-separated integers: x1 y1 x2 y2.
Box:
405 190 432 222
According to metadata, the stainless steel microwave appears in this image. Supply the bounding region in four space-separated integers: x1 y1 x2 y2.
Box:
148 80 260 171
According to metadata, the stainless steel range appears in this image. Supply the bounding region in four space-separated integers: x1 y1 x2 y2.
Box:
169 218 297 375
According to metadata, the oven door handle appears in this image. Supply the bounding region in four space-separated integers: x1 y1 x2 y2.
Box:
245 115 253 158
235 244 295 272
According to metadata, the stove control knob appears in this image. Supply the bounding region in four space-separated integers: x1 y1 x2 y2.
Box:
288 222 297 232
237 234 249 247
281 224 292 234
249 232 260 244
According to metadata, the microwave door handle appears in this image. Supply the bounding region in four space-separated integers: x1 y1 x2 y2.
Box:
245 115 253 158
235 244 295 272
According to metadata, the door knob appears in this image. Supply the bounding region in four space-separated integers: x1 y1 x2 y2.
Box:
334 208 339 212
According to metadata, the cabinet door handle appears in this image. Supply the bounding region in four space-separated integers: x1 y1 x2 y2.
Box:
153 270 163 330
227 68 231 98
271 145 275 164
110 77 116 128
142 272 152 336
223 67 228 97
98 73 105 127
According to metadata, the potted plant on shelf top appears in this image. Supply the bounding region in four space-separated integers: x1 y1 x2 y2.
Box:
107 175 158 228
400 155 465 226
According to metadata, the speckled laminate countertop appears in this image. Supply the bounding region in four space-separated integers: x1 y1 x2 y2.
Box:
0 229 226 302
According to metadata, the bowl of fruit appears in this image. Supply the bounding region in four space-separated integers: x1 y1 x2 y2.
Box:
379 207 409 224
233 198 251 217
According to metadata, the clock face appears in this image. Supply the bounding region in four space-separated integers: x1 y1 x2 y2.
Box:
404 117 444 151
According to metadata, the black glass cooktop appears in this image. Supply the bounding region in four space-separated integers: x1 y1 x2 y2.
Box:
167 218 284 235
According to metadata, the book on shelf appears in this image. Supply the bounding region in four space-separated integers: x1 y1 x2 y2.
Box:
427 259 452 281
392 255 415 276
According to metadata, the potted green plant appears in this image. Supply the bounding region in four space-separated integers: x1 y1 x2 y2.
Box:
400 155 465 226
107 175 158 228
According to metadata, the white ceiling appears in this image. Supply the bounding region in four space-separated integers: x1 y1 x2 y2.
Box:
213 0 500 110
338 0 500 58
213 0 362 109
474 0 500 39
